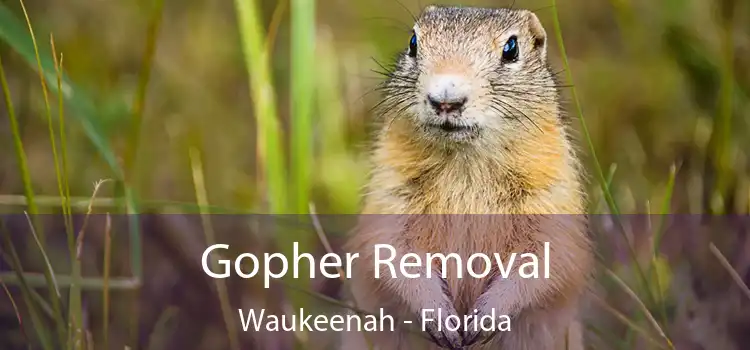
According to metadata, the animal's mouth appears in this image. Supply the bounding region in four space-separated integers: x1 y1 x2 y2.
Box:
430 121 474 133
439 121 467 132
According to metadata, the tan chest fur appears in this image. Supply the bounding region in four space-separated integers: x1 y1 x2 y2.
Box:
358 118 586 313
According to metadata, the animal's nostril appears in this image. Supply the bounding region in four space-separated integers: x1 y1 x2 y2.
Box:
427 95 467 114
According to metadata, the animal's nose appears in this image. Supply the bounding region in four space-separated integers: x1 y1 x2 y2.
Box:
427 95 467 114
426 74 470 114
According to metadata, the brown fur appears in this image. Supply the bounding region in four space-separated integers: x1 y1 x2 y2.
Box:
342 5 593 350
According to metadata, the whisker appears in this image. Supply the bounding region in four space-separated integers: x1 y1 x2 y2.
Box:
492 99 542 132
487 102 523 122
489 88 553 104
362 17 413 32
371 57 398 73
392 0 418 22
383 99 416 133
491 82 572 89
369 70 419 85
370 93 405 114
374 93 415 116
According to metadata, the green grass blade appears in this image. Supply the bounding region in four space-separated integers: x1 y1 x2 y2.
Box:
120 1 163 344
591 164 617 213
27 287 54 319
605 269 674 349
123 186 142 348
189 147 240 350
17 6 74 345
707 2 735 215
0 223 54 350
644 164 678 335
146 307 179 350
285 0 317 319
1 48 68 346
50 36 74 253
18 0 63 245
0 53 38 217
653 164 678 255
710 243 750 301
590 292 668 350
123 0 164 181
234 0 287 213
0 272 139 290
0 195 244 214
0 3 123 178
0 275 31 349
290 0 316 214
23 212 67 343
102 214 112 350
548 1 658 313
69 179 108 350
548 4 619 215
68 255 83 348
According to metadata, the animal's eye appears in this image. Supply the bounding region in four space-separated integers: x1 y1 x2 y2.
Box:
408 33 417 58
502 35 519 62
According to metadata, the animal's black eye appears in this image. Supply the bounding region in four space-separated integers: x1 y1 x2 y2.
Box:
408 33 417 57
502 35 519 62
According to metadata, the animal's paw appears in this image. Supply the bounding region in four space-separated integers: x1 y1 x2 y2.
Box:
417 275 463 349
461 310 500 347
462 280 504 346
420 303 463 349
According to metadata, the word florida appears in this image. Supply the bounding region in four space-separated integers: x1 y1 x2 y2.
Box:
201 242 551 288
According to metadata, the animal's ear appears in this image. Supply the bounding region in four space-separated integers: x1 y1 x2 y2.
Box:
423 5 438 13
524 11 547 56
418 5 438 24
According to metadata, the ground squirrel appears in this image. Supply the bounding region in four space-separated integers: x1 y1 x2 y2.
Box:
343 5 593 350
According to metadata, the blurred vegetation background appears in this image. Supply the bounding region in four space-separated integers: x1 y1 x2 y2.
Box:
0 0 749 349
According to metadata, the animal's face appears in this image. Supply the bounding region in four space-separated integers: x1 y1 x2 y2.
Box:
381 6 557 145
